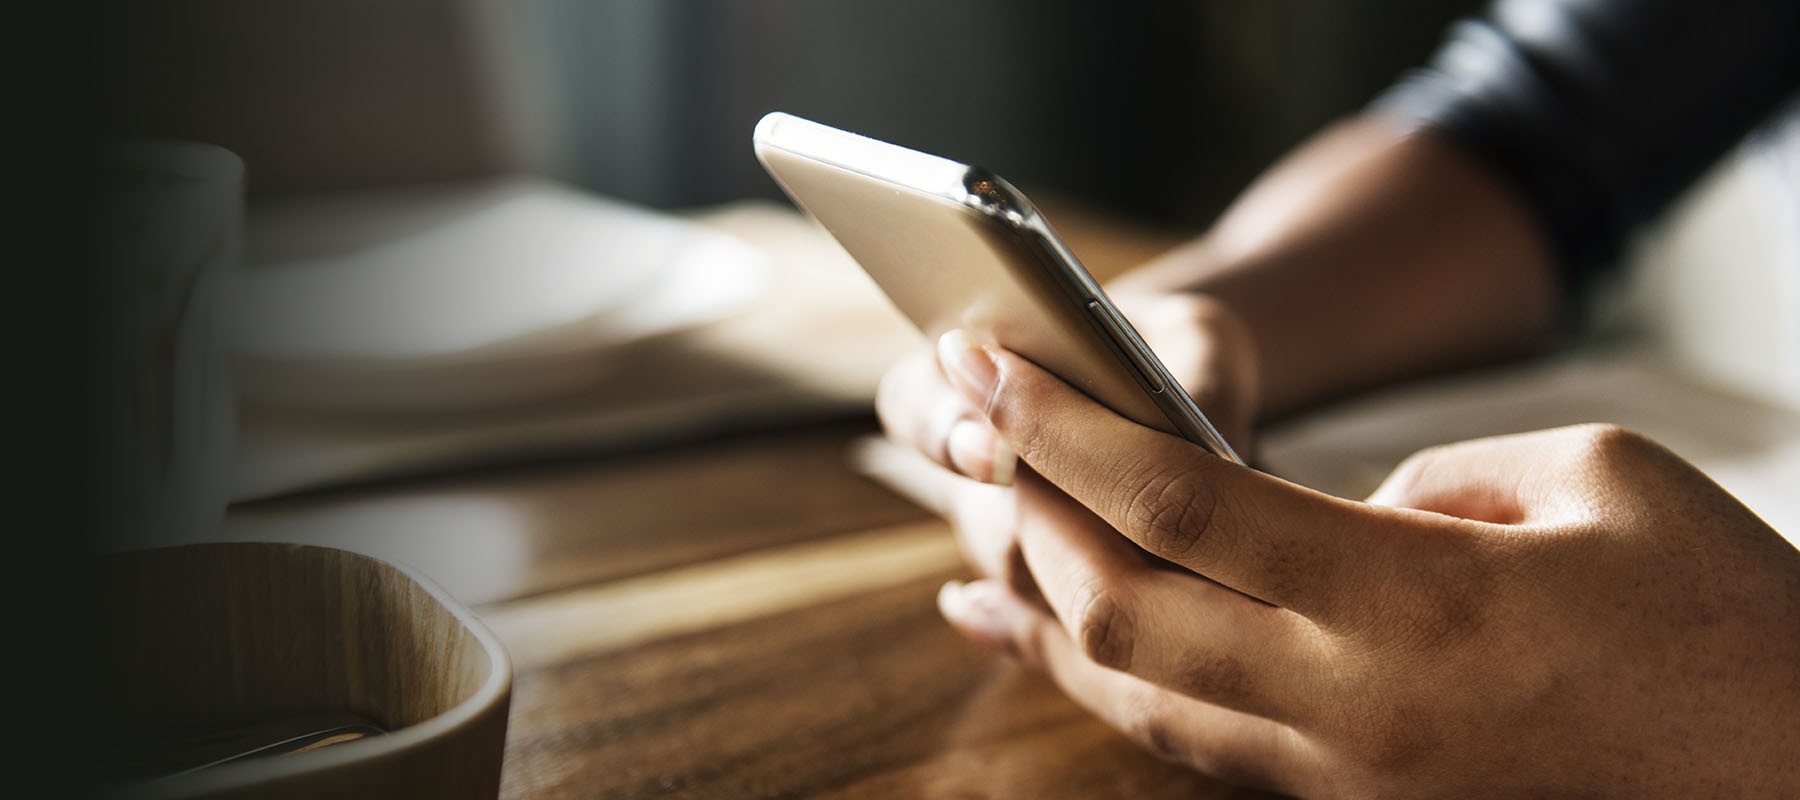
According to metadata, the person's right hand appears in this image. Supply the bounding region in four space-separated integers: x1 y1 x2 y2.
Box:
894 335 1800 797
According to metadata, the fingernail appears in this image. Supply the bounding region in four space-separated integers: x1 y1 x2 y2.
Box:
936 329 999 412
937 580 1012 645
937 580 972 621
946 419 1017 486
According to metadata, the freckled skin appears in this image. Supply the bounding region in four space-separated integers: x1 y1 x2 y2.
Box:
1174 652 1252 708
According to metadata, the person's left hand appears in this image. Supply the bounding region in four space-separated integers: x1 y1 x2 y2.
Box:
858 331 1800 798
875 291 1260 485
868 292 1257 596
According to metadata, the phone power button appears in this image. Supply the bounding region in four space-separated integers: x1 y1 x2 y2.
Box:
1085 300 1165 394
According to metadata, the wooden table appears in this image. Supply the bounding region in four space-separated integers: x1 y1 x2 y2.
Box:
230 420 1276 799
202 160 1800 798
217 188 1800 798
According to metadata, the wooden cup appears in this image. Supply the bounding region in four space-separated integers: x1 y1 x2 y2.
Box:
97 542 512 799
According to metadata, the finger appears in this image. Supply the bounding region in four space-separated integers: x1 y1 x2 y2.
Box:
1366 435 1543 524
876 349 1016 484
1366 423 1669 525
849 435 1015 575
849 436 1040 601
936 329 1405 618
875 350 968 468
1012 472 1326 722
939 579 1308 795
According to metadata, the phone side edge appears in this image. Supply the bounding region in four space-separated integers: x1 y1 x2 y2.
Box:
980 180 1245 465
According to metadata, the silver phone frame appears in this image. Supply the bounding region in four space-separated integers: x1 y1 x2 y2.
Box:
754 112 1242 464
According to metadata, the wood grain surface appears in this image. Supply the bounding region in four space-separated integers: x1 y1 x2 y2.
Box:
498 571 1271 800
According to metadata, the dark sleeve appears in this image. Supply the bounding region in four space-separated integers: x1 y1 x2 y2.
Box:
1374 0 1800 302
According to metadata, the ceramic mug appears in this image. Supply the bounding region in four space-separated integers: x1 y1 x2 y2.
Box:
95 141 241 547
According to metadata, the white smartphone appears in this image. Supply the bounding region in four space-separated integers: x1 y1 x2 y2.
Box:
753 111 1242 464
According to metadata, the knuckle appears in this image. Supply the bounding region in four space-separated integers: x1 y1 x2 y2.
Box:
1122 465 1219 563
1073 580 1137 672
1561 423 1683 490
1561 423 1704 510
1388 445 1441 485
1569 422 1655 467
1387 441 1458 488
1122 702 1188 764
1374 441 1481 508
1119 692 1269 788
1572 421 1643 451
1116 685 1273 790
1189 747 1268 791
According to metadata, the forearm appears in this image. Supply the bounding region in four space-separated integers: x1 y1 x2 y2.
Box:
1114 114 1559 419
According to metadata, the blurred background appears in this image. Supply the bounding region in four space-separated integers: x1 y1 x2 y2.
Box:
89 0 1799 525
99 0 1480 218
93 0 1490 508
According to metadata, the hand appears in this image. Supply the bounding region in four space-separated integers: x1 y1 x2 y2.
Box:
875 291 1259 486
870 291 1257 599
898 333 1800 797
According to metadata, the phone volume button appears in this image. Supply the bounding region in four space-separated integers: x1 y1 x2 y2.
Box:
1085 300 1164 394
